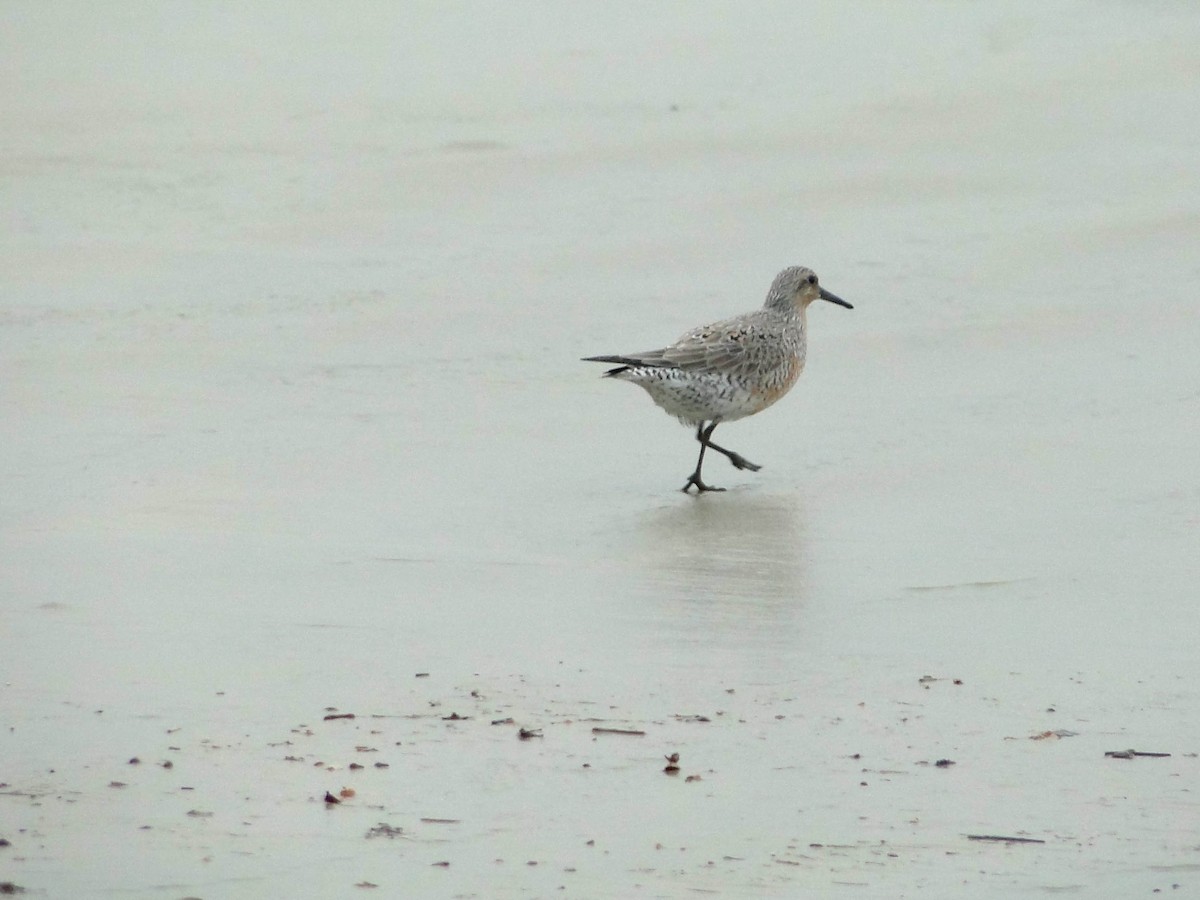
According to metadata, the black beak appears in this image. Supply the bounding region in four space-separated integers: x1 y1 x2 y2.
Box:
819 287 853 309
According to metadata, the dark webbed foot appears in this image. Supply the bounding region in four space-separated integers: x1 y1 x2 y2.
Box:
682 473 726 493
724 452 761 472
704 438 762 472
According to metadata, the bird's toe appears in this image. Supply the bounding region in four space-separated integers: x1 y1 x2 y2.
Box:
728 454 762 472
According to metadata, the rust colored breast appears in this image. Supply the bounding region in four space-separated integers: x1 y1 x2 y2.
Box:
748 353 803 413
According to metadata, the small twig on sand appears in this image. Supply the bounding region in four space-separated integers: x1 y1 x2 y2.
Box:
592 727 646 736
1105 749 1171 759
967 834 1045 844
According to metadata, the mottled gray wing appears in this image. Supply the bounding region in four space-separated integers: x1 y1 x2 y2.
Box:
585 314 765 372
659 316 756 373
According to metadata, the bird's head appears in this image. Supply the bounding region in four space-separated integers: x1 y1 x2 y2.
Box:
765 266 853 313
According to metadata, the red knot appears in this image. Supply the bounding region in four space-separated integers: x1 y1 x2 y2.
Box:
583 265 852 492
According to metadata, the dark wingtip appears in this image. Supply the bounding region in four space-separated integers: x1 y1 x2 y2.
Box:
581 355 633 376
583 354 643 366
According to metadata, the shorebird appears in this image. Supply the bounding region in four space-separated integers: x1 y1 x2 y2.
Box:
583 265 852 492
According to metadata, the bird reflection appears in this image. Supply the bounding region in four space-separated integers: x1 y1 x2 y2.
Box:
625 491 809 652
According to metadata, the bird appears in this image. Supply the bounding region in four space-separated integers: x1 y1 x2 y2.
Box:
583 265 852 492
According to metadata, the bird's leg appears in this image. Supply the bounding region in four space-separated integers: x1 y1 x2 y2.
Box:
681 422 725 493
703 433 763 472
695 422 762 472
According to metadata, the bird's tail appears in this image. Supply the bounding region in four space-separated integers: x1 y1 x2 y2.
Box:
581 354 645 366
581 354 640 377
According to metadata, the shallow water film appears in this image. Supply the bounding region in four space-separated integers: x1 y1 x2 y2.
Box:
3 2 1199 897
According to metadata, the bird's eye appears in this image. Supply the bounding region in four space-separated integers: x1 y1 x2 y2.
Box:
807 274 817 285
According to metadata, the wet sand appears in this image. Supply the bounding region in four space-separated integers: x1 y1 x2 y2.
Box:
3 2 1199 896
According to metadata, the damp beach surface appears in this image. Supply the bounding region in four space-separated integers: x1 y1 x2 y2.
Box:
3 3 1199 897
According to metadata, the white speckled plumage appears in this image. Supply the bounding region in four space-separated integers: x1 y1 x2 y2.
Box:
583 265 852 492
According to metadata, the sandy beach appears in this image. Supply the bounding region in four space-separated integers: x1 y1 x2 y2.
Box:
3 2 1199 896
